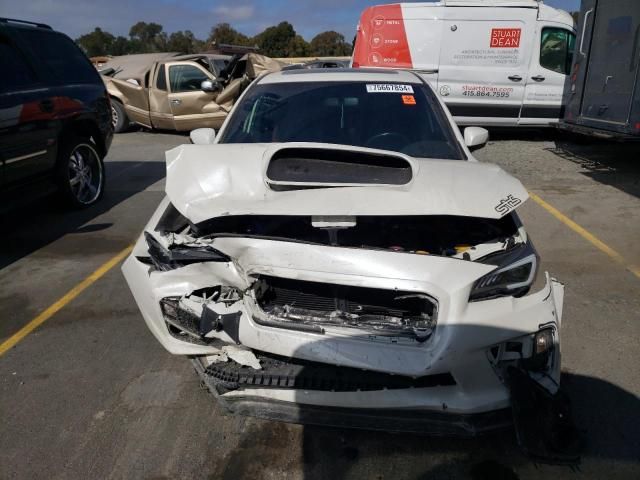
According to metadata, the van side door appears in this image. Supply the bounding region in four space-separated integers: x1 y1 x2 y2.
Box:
437 8 537 126
520 24 575 125
166 62 226 131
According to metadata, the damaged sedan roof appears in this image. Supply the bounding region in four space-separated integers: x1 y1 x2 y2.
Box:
165 142 528 223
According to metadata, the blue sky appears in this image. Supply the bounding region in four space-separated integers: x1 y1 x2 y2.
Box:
2 0 582 41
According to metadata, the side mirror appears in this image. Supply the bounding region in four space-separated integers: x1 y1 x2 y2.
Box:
464 127 489 151
190 128 216 145
201 80 217 92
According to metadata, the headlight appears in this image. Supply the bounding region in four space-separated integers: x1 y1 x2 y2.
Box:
470 245 538 301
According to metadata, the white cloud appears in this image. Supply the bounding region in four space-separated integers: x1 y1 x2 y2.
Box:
212 5 255 22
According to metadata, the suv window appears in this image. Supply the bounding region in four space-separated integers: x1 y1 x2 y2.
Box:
156 64 167 90
540 27 576 75
15 28 98 84
0 36 38 92
169 65 209 93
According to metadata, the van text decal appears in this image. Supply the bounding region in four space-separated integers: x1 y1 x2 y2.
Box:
490 28 521 48
462 85 513 98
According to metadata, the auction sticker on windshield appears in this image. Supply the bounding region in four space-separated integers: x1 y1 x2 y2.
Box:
366 84 414 93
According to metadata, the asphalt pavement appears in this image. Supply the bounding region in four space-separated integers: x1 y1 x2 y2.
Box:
1 129 639 480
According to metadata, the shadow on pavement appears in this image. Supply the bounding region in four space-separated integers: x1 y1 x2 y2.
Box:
293 372 638 479
0 160 166 270
546 139 640 199
482 127 640 200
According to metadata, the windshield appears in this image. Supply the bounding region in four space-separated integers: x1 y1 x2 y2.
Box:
218 81 465 160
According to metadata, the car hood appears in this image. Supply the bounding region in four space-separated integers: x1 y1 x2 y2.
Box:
165 142 528 224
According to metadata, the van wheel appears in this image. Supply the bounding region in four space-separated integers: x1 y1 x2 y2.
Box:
56 136 105 208
111 99 129 133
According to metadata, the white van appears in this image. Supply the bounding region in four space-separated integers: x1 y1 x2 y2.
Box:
352 0 576 126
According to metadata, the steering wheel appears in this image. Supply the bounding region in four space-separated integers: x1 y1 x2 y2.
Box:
365 132 411 150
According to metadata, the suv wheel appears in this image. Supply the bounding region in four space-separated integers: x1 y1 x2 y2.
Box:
56 136 105 207
111 98 129 133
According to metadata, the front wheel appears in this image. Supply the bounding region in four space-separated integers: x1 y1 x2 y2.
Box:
56 137 105 208
111 98 129 133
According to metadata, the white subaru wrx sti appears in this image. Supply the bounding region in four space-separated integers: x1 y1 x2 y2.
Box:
123 69 575 461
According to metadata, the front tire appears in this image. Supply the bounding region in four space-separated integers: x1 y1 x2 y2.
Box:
111 98 129 133
56 136 105 208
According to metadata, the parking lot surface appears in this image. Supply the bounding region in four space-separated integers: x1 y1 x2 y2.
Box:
1 130 639 480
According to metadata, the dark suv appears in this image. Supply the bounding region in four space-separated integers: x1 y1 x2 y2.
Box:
0 18 113 208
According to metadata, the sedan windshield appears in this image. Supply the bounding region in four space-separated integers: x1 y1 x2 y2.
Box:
218 81 465 160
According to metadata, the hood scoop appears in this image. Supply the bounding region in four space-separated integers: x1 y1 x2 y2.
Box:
266 147 413 190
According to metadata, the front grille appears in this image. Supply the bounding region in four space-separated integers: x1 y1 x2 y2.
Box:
257 276 436 317
254 276 437 339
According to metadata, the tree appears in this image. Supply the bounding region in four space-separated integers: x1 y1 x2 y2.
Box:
76 28 115 57
207 23 252 47
111 36 132 56
309 31 352 57
287 35 310 57
254 21 296 57
128 21 167 52
167 30 204 54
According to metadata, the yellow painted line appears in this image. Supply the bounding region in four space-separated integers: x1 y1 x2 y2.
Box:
0 245 134 357
529 191 640 280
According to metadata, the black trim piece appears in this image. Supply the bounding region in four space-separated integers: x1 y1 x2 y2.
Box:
204 349 455 392
447 104 521 118
220 311 242 344
155 202 189 233
557 121 640 140
447 103 564 119
193 357 510 437
521 105 564 119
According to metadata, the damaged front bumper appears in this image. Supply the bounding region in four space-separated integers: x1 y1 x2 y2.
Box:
191 354 514 437
122 221 565 427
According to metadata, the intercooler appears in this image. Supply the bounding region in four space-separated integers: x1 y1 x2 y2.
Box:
253 275 437 340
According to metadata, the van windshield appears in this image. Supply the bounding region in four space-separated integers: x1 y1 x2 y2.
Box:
218 81 466 160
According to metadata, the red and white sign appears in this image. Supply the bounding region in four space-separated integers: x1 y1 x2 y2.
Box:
352 5 413 69
490 28 521 48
